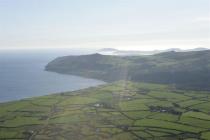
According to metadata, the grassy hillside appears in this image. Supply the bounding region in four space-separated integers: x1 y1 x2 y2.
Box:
45 50 210 90
1 81 210 140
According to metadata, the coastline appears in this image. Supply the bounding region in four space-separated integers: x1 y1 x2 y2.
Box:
0 73 106 103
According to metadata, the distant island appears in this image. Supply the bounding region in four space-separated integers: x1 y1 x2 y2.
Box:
97 47 209 56
46 50 210 91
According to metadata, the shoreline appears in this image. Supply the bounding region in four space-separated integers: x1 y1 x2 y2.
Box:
0 73 106 104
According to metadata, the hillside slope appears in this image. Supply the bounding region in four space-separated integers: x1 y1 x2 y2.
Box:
46 50 210 90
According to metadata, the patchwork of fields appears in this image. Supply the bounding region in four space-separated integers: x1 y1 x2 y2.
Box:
1 81 210 140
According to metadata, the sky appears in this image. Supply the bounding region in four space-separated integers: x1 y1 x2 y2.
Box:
0 0 210 51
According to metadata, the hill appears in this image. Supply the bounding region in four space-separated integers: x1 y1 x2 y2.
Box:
45 50 210 90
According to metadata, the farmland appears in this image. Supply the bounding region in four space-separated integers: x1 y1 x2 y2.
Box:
0 81 210 140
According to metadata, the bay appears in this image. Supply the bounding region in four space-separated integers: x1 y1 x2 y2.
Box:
0 49 105 102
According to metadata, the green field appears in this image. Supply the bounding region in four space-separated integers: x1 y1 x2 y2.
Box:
1 81 210 140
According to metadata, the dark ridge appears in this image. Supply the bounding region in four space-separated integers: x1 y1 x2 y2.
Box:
45 50 210 91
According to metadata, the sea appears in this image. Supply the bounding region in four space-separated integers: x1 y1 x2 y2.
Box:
0 49 105 102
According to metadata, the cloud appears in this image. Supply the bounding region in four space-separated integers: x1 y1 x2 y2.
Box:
194 17 210 22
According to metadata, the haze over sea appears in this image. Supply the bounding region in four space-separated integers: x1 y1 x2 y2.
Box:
0 49 105 102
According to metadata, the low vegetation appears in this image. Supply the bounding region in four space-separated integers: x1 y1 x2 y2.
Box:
1 81 210 140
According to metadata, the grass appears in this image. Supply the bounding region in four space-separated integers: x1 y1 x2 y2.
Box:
0 81 210 140
201 131 210 140
134 119 203 133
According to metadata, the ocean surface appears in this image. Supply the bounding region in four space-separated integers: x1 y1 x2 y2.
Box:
0 49 105 102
